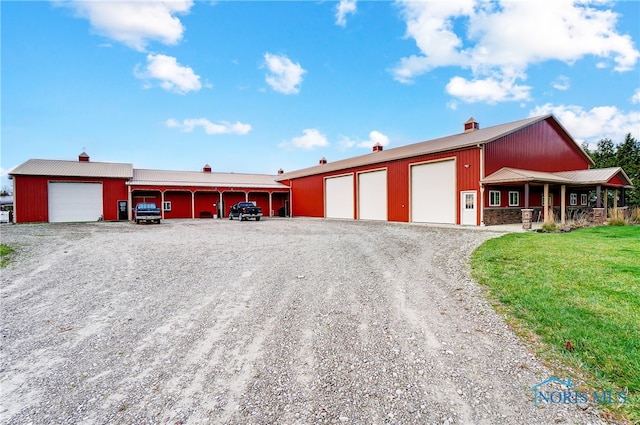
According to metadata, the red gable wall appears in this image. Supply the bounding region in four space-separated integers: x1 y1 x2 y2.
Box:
484 119 591 176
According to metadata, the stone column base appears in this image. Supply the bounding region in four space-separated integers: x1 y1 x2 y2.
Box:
593 208 605 225
521 208 534 230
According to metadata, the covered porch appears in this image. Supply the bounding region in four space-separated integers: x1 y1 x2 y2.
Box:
481 167 634 229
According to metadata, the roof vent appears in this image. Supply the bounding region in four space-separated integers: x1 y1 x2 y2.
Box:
277 168 284 175
464 117 479 132
203 164 212 173
79 152 90 162
372 142 383 152
319 157 327 165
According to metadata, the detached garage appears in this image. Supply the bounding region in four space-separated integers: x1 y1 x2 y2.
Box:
9 153 133 223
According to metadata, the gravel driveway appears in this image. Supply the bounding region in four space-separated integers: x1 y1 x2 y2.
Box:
0 219 610 424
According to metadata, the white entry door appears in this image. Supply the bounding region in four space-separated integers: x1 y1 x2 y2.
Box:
460 191 477 226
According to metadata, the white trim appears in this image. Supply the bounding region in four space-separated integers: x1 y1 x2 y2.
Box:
570 193 578 206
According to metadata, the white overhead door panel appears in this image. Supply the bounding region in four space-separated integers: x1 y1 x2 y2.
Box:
325 174 354 219
411 160 456 224
48 182 103 223
358 170 387 221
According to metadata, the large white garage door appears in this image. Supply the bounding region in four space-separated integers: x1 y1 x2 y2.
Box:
325 174 354 219
48 182 103 223
411 160 456 224
358 170 387 220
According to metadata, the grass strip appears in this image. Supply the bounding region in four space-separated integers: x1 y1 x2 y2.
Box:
471 226 640 422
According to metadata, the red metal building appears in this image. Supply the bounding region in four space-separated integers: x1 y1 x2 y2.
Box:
276 115 633 227
9 154 290 223
9 115 633 227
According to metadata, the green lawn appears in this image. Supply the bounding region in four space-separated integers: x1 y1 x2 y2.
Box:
471 226 640 423
0 243 14 268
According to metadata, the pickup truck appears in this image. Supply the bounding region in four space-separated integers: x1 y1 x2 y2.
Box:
134 203 162 224
229 202 263 221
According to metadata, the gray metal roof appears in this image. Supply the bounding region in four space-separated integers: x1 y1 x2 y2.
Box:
129 169 289 189
276 114 590 181
9 159 133 179
482 167 634 188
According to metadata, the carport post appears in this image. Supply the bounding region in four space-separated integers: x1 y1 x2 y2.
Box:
245 192 249 202
269 192 273 217
191 191 195 219
161 191 165 220
128 186 133 221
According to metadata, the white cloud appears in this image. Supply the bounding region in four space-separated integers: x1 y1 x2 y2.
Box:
1 166 16 178
446 73 531 104
530 103 640 146
552 75 570 91
264 53 306 95
166 118 252 135
340 131 391 149
393 0 639 103
63 0 193 51
135 54 202 94
336 0 357 27
632 88 640 104
279 129 329 149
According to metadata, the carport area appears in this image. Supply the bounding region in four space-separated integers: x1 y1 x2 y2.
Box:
0 220 605 424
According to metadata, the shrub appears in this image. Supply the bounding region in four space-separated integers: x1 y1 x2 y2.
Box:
607 208 627 226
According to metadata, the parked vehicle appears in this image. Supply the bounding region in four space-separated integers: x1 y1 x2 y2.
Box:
229 202 263 221
134 203 161 224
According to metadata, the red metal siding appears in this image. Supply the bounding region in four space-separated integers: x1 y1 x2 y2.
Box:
14 176 128 223
194 192 218 218
291 176 324 217
484 120 591 175
290 147 481 224
164 191 192 219
248 192 270 215
14 176 48 223
222 192 247 214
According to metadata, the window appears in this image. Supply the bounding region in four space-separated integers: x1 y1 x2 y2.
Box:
489 190 501 207
465 193 475 209
581 194 588 205
570 193 577 206
163 201 171 212
509 191 519 206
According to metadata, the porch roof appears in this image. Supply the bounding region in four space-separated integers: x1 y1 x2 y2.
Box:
481 167 634 188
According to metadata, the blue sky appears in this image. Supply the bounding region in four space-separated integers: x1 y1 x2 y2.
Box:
2 0 639 188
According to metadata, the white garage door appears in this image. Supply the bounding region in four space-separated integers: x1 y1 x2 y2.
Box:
358 170 387 220
48 182 103 223
325 174 354 219
411 160 456 224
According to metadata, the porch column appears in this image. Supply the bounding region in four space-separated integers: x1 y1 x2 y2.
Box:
161 191 165 220
543 184 549 222
604 188 609 217
560 185 566 225
524 183 530 209
614 189 618 209
269 192 273 217
596 185 602 208
191 191 195 219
